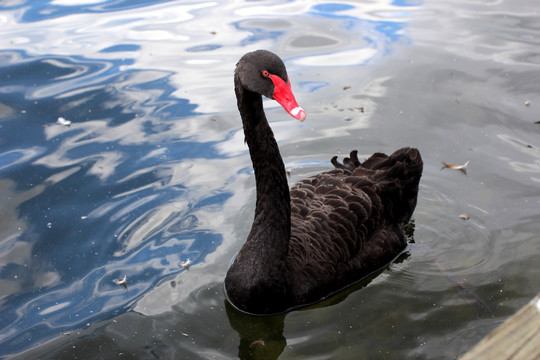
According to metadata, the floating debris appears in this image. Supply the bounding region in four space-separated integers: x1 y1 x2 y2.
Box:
285 168 291 177
343 85 351 90
525 100 530 106
250 339 265 348
81 216 88 220
113 275 127 285
441 160 470 173
179 259 192 270
459 213 470 220
113 275 128 291
56 117 71 126
61 332 70 336
349 107 364 113
181 332 189 337
47 222 52 229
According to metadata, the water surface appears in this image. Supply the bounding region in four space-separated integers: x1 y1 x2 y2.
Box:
1 0 539 359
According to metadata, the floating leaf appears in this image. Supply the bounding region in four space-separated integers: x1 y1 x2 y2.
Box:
113 275 128 290
441 160 470 173
179 259 192 270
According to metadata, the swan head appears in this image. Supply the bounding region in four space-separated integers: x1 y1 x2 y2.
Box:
235 50 306 122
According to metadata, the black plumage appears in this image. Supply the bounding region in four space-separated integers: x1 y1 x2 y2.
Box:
225 50 423 315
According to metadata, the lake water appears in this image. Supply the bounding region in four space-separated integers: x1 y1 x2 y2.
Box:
1 0 539 359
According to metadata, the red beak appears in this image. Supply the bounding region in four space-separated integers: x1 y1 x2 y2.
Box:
269 74 306 122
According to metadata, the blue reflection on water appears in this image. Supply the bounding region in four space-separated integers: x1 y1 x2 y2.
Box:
3 0 176 23
100 44 141 53
0 48 224 355
312 3 355 13
311 2 409 44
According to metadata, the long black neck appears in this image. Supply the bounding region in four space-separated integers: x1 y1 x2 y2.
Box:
235 81 291 253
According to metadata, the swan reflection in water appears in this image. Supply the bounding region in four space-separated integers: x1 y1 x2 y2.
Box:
225 255 410 360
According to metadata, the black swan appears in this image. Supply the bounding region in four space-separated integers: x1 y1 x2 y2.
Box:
225 50 423 315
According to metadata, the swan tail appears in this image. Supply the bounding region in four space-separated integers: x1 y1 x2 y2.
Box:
333 148 422 178
331 150 362 171
340 147 422 224
369 147 423 224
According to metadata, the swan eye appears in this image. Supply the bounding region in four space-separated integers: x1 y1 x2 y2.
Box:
262 70 270 78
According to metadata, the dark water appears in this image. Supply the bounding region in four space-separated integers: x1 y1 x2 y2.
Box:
1 0 539 359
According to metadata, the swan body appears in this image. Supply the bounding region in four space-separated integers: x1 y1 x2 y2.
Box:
225 50 423 314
